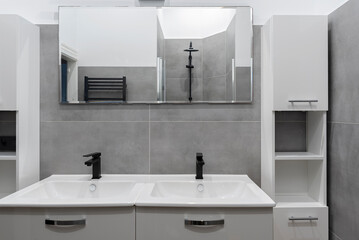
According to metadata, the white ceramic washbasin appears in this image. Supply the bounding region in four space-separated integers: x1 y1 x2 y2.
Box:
19 181 136 199
136 175 276 207
0 175 145 207
0 174 275 208
151 181 247 199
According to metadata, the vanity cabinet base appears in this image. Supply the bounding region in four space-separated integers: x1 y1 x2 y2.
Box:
136 207 273 240
0 207 135 240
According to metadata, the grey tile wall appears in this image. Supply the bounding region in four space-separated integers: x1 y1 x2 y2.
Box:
235 67 252 101
203 31 228 101
78 67 157 102
165 39 203 101
0 112 16 137
329 0 359 239
330 232 343 240
275 112 307 152
150 122 261 184
41 121 149 178
164 26 237 101
39 24 264 185
203 31 226 78
40 25 149 123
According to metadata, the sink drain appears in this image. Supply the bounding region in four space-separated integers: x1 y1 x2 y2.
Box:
89 184 97 192
197 184 204 192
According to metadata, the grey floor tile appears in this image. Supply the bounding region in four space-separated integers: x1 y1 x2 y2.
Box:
150 122 261 185
40 121 150 179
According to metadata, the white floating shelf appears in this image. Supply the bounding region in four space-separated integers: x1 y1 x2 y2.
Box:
275 152 323 161
0 152 16 161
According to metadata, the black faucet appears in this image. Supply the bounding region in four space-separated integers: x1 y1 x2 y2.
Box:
196 153 205 180
83 152 102 179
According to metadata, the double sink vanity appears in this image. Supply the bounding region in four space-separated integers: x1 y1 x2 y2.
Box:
0 174 275 240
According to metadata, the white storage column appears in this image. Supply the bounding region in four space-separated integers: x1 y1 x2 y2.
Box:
0 15 40 196
261 15 328 240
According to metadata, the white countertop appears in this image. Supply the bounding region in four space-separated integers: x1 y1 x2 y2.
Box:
0 174 275 208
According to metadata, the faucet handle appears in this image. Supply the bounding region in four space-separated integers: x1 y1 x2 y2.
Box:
83 152 101 158
196 152 204 161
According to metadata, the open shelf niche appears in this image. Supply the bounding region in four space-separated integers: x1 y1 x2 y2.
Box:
274 111 327 207
0 111 17 198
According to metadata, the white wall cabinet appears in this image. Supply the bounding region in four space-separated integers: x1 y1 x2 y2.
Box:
136 207 273 240
0 15 40 197
261 15 328 240
0 207 135 240
264 16 328 111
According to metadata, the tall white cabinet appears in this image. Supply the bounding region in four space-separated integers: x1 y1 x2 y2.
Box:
0 15 40 197
261 16 328 240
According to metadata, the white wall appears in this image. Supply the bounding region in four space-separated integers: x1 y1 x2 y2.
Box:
60 7 157 67
0 0 348 25
59 8 78 51
236 7 252 67
158 8 236 39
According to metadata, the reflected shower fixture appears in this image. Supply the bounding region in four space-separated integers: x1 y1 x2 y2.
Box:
184 42 199 102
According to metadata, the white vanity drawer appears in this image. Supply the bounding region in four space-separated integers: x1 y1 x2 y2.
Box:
274 206 328 240
136 207 273 240
0 207 135 240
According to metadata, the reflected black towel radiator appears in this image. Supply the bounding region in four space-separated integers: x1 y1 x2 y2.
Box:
84 76 127 101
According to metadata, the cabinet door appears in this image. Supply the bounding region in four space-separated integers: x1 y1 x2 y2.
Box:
136 207 273 240
274 207 328 240
272 16 328 111
0 16 17 110
0 207 135 240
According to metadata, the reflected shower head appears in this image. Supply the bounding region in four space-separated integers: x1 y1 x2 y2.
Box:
184 41 199 52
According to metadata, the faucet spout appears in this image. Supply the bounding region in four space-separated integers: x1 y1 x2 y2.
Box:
196 152 205 180
83 152 102 179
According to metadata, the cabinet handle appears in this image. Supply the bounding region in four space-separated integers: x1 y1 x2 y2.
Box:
289 216 318 221
288 100 318 103
185 219 224 227
45 219 86 226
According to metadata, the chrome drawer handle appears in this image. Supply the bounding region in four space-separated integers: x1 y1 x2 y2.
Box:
289 216 318 221
185 219 224 226
45 219 86 226
289 100 318 103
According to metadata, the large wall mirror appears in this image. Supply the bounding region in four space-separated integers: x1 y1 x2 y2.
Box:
59 6 253 104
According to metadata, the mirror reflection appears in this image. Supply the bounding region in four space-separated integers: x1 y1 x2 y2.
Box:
59 7 253 104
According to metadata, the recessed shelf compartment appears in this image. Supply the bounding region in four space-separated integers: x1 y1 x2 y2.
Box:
0 160 16 197
275 194 325 208
275 160 325 206
0 152 16 161
275 152 323 161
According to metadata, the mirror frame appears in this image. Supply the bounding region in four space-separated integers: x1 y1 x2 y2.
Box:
58 6 253 105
